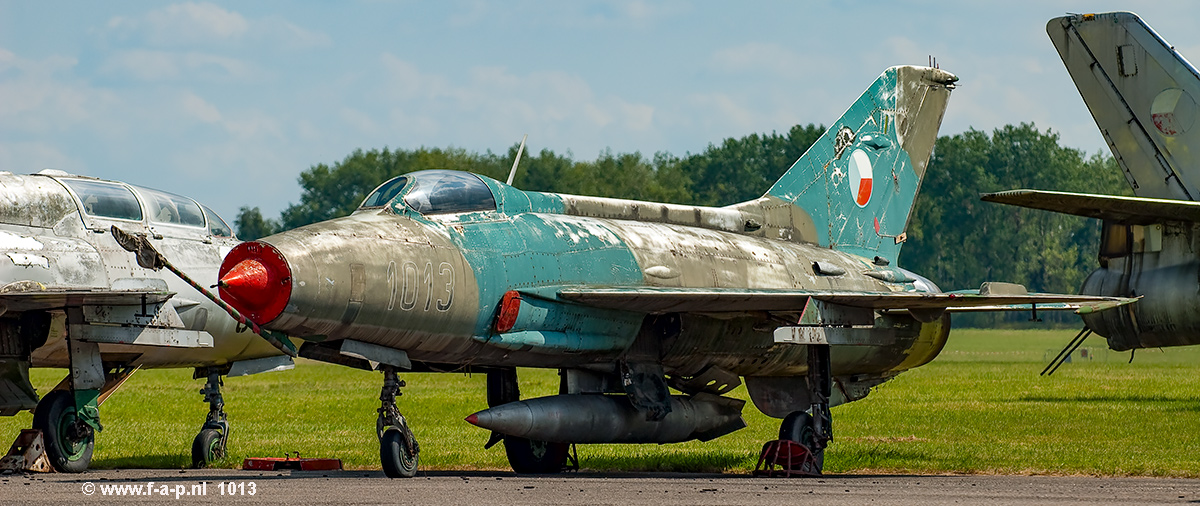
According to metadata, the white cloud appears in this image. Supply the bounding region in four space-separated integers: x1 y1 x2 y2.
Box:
339 108 380 135
109 2 248 46
0 51 115 134
688 93 756 131
182 92 221 123
709 42 820 80
259 16 332 49
101 50 261 82
105 3 328 50
375 55 658 150
0 142 82 173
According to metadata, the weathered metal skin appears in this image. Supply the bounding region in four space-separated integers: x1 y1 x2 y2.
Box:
1041 13 1200 352
1080 221 1200 351
258 212 483 358
234 65 959 428
256 206 952 375
0 172 279 370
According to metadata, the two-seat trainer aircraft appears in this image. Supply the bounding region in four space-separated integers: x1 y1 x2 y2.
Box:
210 65 1132 477
0 171 291 472
984 12 1200 356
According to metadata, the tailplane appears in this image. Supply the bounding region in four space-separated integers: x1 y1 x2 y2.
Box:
761 65 956 262
1049 12 1200 200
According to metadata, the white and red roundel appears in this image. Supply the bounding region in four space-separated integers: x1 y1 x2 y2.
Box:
848 149 873 207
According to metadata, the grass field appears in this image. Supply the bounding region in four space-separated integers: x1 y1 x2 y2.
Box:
2 328 1198 476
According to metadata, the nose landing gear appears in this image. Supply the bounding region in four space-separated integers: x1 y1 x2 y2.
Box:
378 366 419 478
191 368 229 468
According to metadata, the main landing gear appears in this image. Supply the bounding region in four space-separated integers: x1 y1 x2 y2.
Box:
486 367 570 474
779 343 833 472
191 368 229 468
378 365 419 478
32 390 95 473
33 314 108 473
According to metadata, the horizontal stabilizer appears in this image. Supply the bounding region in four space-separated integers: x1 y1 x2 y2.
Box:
554 286 1134 315
981 189 1200 224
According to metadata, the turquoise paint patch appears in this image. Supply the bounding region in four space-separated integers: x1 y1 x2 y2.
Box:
767 67 919 262
446 204 645 342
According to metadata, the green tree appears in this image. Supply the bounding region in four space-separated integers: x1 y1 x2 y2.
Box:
235 206 280 241
903 123 1128 326
677 124 825 206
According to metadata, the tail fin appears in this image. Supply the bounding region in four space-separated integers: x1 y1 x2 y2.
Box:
764 65 956 262
1049 12 1200 200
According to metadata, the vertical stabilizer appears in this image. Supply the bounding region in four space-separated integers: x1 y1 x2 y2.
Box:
1049 12 1200 200
763 65 956 262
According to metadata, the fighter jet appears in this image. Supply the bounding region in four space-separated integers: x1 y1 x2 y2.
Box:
984 12 1200 355
211 65 1131 477
0 171 293 472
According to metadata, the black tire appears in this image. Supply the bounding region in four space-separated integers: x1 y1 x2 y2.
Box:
381 428 418 478
191 428 224 468
503 436 569 474
32 390 93 473
779 410 825 470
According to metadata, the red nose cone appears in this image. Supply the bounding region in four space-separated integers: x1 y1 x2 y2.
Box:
464 414 479 426
219 241 291 325
220 259 271 302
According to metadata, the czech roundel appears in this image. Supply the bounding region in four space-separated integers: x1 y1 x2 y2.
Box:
848 149 873 207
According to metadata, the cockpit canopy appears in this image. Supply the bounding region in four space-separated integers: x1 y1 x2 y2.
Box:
59 178 234 238
360 170 497 215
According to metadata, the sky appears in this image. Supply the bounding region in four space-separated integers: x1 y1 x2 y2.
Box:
3 1 1199 224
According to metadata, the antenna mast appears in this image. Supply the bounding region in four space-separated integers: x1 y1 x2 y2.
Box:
506 134 528 186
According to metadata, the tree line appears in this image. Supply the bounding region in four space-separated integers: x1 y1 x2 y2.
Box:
236 123 1128 326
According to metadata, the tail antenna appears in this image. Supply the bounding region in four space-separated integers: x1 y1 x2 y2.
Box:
506 134 528 186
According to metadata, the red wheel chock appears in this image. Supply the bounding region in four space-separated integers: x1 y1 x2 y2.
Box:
752 440 821 477
243 452 342 471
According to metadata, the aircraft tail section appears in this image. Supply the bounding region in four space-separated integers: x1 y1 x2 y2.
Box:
762 66 956 262
1049 12 1200 200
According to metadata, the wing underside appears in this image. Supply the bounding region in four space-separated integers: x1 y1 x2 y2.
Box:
0 288 174 312
553 286 1134 315
981 189 1200 224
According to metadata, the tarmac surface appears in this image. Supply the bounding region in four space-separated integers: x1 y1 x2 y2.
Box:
3 469 1200 505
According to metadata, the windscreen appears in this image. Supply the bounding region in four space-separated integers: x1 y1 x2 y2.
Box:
62 179 143 221
402 170 496 215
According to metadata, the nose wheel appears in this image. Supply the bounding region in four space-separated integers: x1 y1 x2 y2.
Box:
377 366 419 478
191 369 228 468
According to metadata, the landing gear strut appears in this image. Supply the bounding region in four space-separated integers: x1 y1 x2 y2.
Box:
779 343 832 471
487 367 570 474
191 368 228 468
378 366 419 478
35 317 104 473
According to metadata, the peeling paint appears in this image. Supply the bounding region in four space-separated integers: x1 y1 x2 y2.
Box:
0 230 45 251
6 252 49 268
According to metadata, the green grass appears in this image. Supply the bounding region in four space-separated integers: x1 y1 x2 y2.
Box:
3 328 1198 476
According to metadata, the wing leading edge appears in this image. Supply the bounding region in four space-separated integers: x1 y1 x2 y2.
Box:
553 285 1135 315
981 189 1200 224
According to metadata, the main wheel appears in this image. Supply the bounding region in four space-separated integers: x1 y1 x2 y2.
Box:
381 428 419 478
32 390 94 473
503 436 569 474
779 410 826 470
191 428 224 468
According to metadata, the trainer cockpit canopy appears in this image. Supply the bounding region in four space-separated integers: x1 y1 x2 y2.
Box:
359 170 497 215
